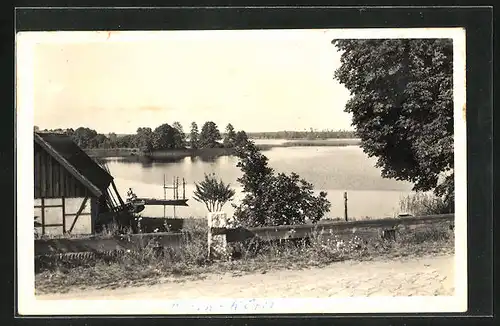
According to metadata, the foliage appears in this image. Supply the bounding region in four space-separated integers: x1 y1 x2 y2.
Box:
136 127 153 153
151 123 184 150
193 173 236 212
223 123 237 148
399 192 452 216
199 121 222 148
233 140 331 226
234 130 249 148
332 39 454 210
114 134 136 148
172 122 187 148
189 122 200 149
234 140 274 196
72 127 98 148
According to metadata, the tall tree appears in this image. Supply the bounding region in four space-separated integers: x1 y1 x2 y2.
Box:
72 127 98 148
199 121 222 148
234 130 249 148
172 121 187 148
223 123 237 148
152 123 179 150
93 134 108 148
189 122 200 149
332 39 454 211
136 127 154 152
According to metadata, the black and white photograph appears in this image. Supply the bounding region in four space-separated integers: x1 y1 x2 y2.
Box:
16 26 467 314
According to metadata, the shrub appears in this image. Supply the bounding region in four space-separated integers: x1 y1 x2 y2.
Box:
193 173 236 212
233 140 331 227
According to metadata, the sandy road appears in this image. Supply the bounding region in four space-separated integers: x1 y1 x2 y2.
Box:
37 254 454 300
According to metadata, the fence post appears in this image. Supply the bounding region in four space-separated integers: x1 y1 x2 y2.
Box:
207 211 229 260
344 191 348 222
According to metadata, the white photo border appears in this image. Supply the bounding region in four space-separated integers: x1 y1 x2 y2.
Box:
16 27 467 315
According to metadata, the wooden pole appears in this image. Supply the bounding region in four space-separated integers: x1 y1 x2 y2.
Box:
163 175 166 219
176 177 179 199
344 191 348 222
173 177 176 218
182 178 186 199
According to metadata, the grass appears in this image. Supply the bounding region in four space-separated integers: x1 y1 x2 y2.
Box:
35 220 454 294
398 192 452 216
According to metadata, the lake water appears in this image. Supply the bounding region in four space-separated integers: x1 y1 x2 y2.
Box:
101 143 415 220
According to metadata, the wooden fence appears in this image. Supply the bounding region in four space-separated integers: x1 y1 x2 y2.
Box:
35 214 454 257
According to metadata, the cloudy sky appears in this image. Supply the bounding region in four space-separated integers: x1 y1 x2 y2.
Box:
32 29 353 134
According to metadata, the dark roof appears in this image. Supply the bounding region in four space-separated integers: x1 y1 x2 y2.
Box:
34 132 113 197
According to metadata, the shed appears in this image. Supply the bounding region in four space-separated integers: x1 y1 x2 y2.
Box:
34 132 123 235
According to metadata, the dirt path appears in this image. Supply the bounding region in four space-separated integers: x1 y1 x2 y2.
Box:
37 254 454 300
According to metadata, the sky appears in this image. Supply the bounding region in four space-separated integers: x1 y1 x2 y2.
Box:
32 29 354 134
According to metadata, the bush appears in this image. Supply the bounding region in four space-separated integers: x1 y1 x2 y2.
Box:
233 140 331 227
193 173 236 212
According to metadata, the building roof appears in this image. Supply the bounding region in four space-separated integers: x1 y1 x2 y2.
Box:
34 132 113 197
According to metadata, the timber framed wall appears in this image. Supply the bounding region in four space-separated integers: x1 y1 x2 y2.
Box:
34 142 97 235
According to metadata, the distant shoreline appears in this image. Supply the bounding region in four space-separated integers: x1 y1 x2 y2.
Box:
86 138 362 160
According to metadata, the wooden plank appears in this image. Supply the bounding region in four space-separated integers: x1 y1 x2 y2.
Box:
224 214 455 242
34 148 40 198
40 198 45 235
40 151 46 198
62 197 66 233
44 223 64 227
54 161 60 196
59 161 65 195
48 155 53 197
64 171 69 197
68 197 89 233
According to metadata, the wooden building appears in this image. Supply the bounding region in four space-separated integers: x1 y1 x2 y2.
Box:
34 132 124 235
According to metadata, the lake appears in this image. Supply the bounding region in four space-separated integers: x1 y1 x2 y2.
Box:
100 142 415 220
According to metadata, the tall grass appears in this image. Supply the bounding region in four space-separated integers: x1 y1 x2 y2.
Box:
398 192 451 216
36 220 454 293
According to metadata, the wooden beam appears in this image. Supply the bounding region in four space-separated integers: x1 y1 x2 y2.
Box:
44 223 64 227
65 212 91 216
68 197 89 234
34 204 63 208
111 180 125 206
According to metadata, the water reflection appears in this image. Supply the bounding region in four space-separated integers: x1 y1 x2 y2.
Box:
99 146 415 218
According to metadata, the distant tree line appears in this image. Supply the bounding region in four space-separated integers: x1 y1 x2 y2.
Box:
247 129 358 140
35 121 250 152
